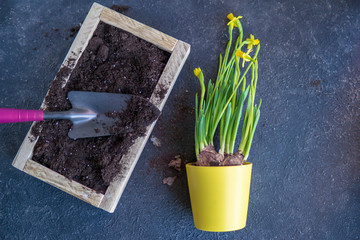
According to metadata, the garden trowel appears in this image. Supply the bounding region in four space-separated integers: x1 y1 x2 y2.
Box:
0 91 157 139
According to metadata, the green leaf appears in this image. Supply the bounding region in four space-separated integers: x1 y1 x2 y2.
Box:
220 103 232 154
228 85 250 153
244 105 261 160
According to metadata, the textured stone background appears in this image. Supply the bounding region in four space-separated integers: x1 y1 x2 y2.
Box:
0 0 359 239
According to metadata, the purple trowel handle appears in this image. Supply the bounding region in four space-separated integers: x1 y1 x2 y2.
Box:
0 108 44 123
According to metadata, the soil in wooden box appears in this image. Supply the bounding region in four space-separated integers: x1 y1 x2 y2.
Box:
30 22 170 193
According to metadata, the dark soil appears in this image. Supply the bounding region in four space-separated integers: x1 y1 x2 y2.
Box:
155 83 168 100
104 96 160 135
31 21 170 193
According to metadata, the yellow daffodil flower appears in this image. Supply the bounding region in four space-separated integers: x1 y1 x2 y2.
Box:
194 68 202 77
227 13 242 29
246 34 260 50
235 49 252 67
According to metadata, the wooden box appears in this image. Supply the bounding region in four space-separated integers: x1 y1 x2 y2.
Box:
12 2 190 213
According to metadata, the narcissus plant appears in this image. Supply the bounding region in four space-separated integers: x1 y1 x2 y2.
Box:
194 13 261 166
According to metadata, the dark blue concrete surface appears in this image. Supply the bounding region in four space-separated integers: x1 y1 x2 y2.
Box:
1 0 359 239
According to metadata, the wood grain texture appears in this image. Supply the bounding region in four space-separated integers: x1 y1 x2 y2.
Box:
24 160 104 207
12 127 37 170
100 7 178 52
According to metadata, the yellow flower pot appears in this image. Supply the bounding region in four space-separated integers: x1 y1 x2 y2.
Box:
186 162 252 232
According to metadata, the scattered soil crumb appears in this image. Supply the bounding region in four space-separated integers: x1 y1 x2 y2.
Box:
161 155 182 186
150 136 161 147
168 155 181 172
310 80 321 88
69 24 81 37
28 135 37 143
110 5 130 13
155 83 168 100
163 176 177 186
